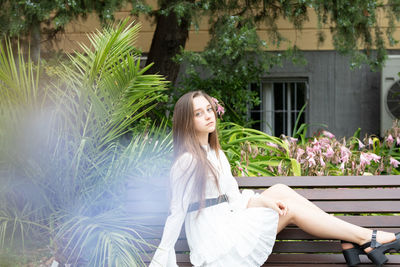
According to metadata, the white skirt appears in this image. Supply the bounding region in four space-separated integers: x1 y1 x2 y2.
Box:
185 191 279 267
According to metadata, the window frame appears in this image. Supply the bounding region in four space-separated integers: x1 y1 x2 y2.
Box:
250 77 309 136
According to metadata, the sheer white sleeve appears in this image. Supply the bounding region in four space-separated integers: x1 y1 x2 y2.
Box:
149 153 196 267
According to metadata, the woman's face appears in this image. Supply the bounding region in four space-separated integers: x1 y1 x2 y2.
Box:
192 95 216 137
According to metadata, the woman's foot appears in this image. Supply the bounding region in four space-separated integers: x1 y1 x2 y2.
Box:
341 231 396 251
341 231 397 266
361 230 399 266
360 230 396 253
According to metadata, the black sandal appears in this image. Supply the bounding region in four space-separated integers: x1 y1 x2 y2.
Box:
360 230 400 267
341 240 366 266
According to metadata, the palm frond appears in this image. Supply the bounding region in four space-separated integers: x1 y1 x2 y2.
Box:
55 210 152 267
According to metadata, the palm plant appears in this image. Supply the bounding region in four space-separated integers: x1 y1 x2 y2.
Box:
0 19 172 266
0 38 52 254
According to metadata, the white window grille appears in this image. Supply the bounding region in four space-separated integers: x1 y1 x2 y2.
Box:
250 79 308 136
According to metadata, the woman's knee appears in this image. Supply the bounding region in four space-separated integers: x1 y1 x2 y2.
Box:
269 183 292 193
264 183 300 201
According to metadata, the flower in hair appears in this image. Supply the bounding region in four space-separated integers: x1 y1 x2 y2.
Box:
211 97 225 117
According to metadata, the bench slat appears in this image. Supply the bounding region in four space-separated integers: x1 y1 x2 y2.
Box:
337 215 400 227
275 227 400 240
143 236 400 254
313 200 400 213
133 215 400 236
266 254 400 265
126 176 400 201
133 216 400 231
272 241 344 253
126 199 400 213
126 188 400 202
236 176 400 188
137 226 400 240
160 254 400 265
281 188 400 200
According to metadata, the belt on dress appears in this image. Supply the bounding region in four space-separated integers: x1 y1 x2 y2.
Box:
187 194 228 213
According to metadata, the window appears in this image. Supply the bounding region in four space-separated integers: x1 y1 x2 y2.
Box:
250 79 308 136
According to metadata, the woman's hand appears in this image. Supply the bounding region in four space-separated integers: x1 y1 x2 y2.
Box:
248 196 288 216
270 199 288 216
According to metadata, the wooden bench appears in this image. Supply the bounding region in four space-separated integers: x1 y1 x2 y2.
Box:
131 175 400 266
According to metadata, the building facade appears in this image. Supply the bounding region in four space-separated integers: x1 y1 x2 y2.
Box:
43 5 400 138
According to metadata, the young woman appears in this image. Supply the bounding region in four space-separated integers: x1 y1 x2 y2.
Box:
149 90 400 267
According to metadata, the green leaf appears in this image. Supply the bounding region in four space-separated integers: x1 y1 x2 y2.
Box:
290 159 301 176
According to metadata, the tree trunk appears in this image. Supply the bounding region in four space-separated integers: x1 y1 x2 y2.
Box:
146 1 192 85
30 17 41 63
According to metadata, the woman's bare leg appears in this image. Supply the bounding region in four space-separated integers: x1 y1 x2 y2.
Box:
247 183 395 248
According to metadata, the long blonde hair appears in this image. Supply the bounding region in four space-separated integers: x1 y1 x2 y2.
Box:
172 90 221 211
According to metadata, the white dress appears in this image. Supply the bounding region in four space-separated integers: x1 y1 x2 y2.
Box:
149 146 279 267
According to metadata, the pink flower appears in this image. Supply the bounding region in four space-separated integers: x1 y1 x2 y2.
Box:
325 146 334 158
390 157 400 168
306 146 314 156
211 97 225 116
238 166 245 176
360 152 371 167
368 138 373 146
340 146 351 163
322 130 335 139
308 157 316 167
387 134 394 147
319 137 331 146
397 137 400 146
267 142 279 149
360 152 381 168
339 162 345 170
278 161 283 174
296 148 305 163
319 155 326 167
297 148 305 157
358 139 365 149
216 104 225 115
369 153 381 163
312 139 322 153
